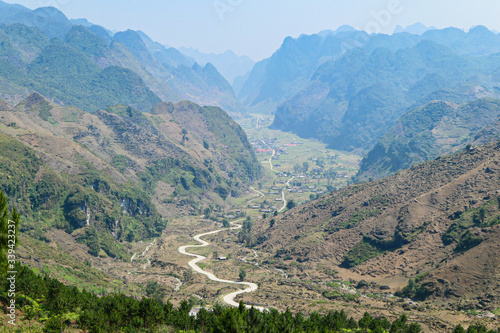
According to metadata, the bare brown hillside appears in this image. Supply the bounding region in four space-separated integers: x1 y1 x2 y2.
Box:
254 143 500 310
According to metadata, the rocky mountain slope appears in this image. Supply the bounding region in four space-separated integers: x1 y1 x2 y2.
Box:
0 93 261 258
271 33 500 152
253 142 500 310
357 98 500 181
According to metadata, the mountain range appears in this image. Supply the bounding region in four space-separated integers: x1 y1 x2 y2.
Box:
179 47 255 85
224 24 500 180
239 24 500 117
0 0 245 115
272 33 500 151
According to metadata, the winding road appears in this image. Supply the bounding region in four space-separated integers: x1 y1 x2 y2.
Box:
178 146 294 310
178 220 267 311
260 140 276 171
248 187 265 204
277 176 295 212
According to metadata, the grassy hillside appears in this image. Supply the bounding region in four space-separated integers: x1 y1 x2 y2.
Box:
0 130 160 261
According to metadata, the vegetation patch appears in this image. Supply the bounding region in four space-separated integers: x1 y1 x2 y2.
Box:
329 208 380 233
341 239 383 268
396 272 435 300
442 198 500 250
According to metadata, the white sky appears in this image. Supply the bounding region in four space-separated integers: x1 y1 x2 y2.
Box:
3 0 500 61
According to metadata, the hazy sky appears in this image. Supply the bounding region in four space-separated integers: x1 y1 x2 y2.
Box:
3 0 500 60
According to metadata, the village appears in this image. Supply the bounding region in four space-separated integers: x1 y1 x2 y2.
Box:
244 134 358 214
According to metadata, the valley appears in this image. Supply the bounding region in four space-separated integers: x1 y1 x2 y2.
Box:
163 136 500 332
59 113 491 332
3 101 500 332
1 2 500 332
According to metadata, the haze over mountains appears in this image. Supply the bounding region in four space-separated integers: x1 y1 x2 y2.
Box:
226 23 500 180
179 47 255 85
0 0 246 115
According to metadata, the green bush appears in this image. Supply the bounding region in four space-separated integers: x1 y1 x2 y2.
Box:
341 240 382 268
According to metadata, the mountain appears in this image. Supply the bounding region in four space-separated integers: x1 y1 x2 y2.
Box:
110 29 245 114
0 2 245 115
270 27 500 153
0 93 262 256
70 18 94 27
237 28 370 114
139 31 194 68
131 31 246 115
179 47 255 84
394 23 436 35
0 1 72 38
252 142 500 310
357 99 500 181
421 26 500 56
0 24 162 112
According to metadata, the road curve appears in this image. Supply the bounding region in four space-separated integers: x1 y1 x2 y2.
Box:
248 187 264 204
278 176 295 212
260 140 276 171
178 220 266 311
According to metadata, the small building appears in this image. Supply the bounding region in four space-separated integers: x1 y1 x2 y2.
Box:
189 308 201 317
218 257 227 261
